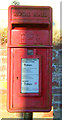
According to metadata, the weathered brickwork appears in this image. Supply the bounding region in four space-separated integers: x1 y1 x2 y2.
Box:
0 44 7 89
52 41 62 118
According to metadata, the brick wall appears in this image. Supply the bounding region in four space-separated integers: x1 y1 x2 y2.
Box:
0 44 7 90
52 41 62 118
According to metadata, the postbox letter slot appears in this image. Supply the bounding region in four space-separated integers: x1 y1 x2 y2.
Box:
12 23 50 29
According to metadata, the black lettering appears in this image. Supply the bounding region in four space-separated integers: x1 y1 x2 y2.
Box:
24 83 32 85
24 64 32 66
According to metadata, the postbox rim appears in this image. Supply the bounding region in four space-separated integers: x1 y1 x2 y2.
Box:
8 5 52 10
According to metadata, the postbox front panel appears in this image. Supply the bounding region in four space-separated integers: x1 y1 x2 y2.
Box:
7 47 52 112
7 5 52 112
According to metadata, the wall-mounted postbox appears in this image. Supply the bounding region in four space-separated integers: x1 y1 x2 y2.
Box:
7 5 52 112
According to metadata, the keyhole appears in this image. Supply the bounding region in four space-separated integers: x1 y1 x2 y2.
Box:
17 77 18 80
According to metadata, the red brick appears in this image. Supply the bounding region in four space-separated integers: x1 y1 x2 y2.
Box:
53 58 59 64
52 81 59 87
0 43 7 49
2 49 7 56
53 103 59 109
60 104 62 109
0 50 2 56
0 89 7 94
2 57 7 63
0 74 5 80
52 88 62 94
54 96 61 101
52 66 56 72
0 65 6 71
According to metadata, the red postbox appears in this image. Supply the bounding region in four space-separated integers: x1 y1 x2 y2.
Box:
7 5 52 112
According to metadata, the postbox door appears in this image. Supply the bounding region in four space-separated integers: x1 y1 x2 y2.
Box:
8 47 52 112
